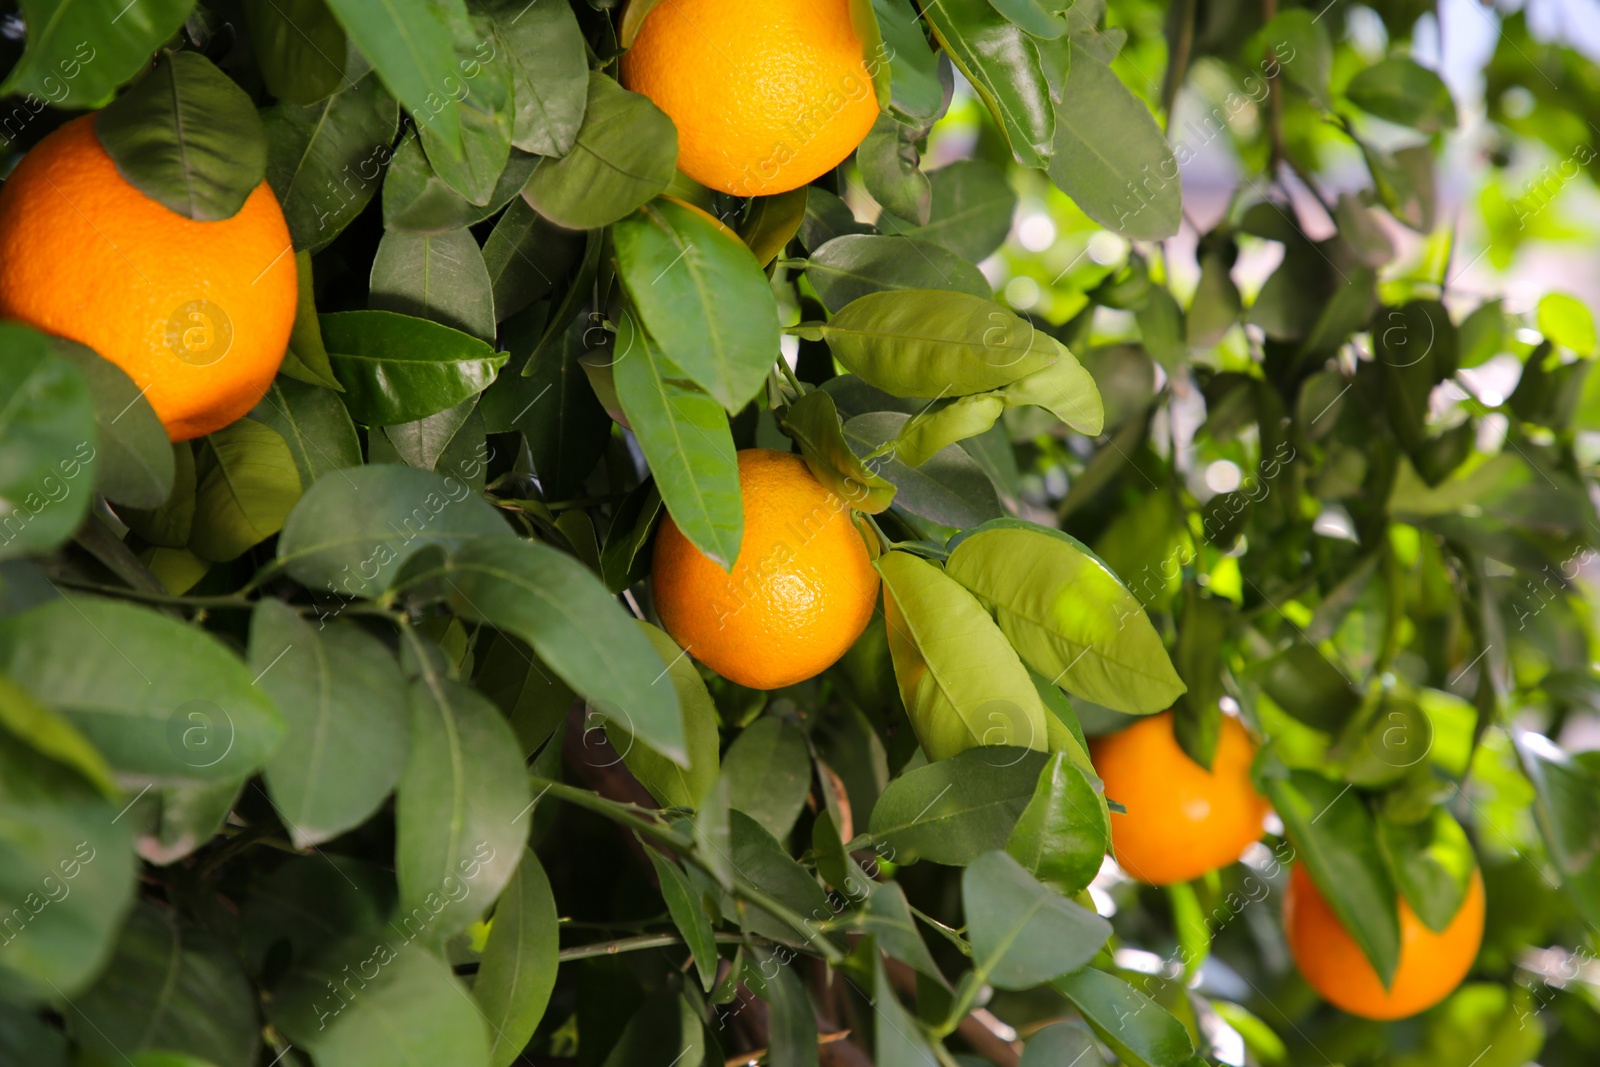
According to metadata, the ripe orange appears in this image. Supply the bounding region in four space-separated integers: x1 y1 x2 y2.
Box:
620 0 879 197
1284 863 1485 1019
0 115 296 441
1090 711 1270 885
652 449 879 690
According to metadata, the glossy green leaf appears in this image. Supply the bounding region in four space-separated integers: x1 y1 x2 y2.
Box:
1261 767 1399 984
879 550 1051 760
395 660 530 944
520 73 678 229
95 51 266 221
249 601 408 848
276 463 509 598
872 0 947 123
1006 751 1109 895
481 0 588 156
476 848 559 1067
250 378 362 486
0 0 192 108
945 522 1185 714
806 234 990 314
323 310 507 425
880 160 1018 262
420 537 686 764
263 69 400 252
244 0 347 105
867 746 1048 865
0 595 283 784
963 850 1111 988
647 847 719 990
723 716 811 840
1053 968 1197 1067
922 0 1053 166
370 228 496 342
823 291 1057 398
614 198 780 412
1047 41 1181 240
0 328 96 561
69 903 257 1067
613 310 742 568
189 420 302 563
606 622 719 810
1347 57 1457 133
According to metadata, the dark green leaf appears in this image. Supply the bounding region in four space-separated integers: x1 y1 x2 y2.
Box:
739 188 808 267
872 0 947 124
0 1001 67 1067
1053 968 1196 1067
249 601 409 848
483 199 584 321
481 0 588 157
0 0 192 108
613 310 743 568
521 73 678 229
323 310 507 425
880 160 1017 262
189 420 302 563
1006 751 1109 895
647 848 718 991
864 882 943 981
383 397 478 473
476 848 560 1067
730 811 834 946
750 948 817 1067
842 411 1005 528
859 113 932 226
600 481 663 594
1377 807 1476 934
1047 41 1181 240
49 340 170 509
1021 1023 1106 1067
381 131 539 233
95 51 267 221
0 327 95 561
607 622 719 810
805 234 991 313
724 716 811 840
873 952 940 1067
416 13 514 207
598 986 704 1067
1172 585 1229 768
263 69 400 252
1347 57 1457 133
1257 642 1360 732
867 747 1048 865
250 378 363 486
0 595 284 784
614 199 780 412
963 850 1111 988
370 228 496 342
244 0 347 105
122 443 196 549
922 0 1053 166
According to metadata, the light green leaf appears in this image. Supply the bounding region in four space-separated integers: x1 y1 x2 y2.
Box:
890 394 1006 467
1053 968 1197 1067
779 388 896 514
1347 57 1457 133
189 420 302 563
475 848 560 1067
963 851 1111 988
1538 291 1597 355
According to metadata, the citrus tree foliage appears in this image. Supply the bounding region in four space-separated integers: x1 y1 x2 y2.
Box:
0 1 1598 1066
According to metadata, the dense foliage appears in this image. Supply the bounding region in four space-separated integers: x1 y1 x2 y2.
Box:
1 1 1599 1066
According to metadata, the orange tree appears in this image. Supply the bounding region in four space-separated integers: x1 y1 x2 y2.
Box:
0 1 1598 1065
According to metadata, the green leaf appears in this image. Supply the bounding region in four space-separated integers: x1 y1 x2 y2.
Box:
271 938 491 1067
806 234 991 313
600 481 664 594
872 0 947 124
0 1001 67 1067
600 988 705 1067
614 199 781 413
421 537 686 765
276 463 509 598
122 443 196 549
69 903 257 1067
0 672 115 797
1047 41 1181 240
873 952 940 1067
95 51 267 222
383 397 479 474
864 882 943 981
0 728 132 1002
1346 57 1457 133
134 776 244 866
890 394 1006 467
1262 10 1332 109
482 198 585 322
395 663 531 944
321 0 471 161
987 0 1067 36
879 550 1051 760
50 340 171 509
1006 751 1110 895
1260 767 1399 984
243 0 347 105
323 310 507 425
0 595 284 784
475 848 560 1067
0 327 96 561
823 291 1057 398
1001 346 1104 435
1257 642 1360 733
944 522 1186 715
739 188 809 268
729 811 835 945
381 131 540 234
520 73 678 229
613 310 743 568
749 948 817 1067
1512 731 1600 929
189 420 302 563
1171 585 1229 768
481 0 588 157
278 250 342 389
779 388 897 513
867 746 1048 865
921 0 1053 166
859 113 933 226
607 621 719 810
800 186 874 251
1052 968 1196 1067
250 378 362 486
843 411 1005 527
1021 1023 1106 1067
249 601 409 848
416 13 514 207
1538 291 1597 355
1377 807 1476 934
370 228 496 342
963 851 1111 988
0 0 192 108
724 716 811 840
880 160 1018 262
646 847 719 990
263 69 400 253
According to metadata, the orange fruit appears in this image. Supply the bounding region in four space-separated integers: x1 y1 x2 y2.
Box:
652 448 879 689
620 0 879 197
0 114 296 441
1285 863 1485 1019
1090 711 1270 885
